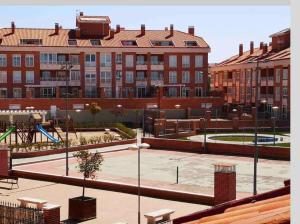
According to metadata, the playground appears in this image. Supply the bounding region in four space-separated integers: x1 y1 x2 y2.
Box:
14 148 290 196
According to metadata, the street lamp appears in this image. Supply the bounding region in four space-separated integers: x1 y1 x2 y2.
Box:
61 61 73 176
75 109 82 141
272 106 279 145
128 143 150 224
261 99 267 120
253 57 269 195
200 117 207 152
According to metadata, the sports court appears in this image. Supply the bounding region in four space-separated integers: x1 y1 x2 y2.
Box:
13 148 290 197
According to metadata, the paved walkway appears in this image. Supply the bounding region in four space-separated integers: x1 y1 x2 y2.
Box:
190 133 290 145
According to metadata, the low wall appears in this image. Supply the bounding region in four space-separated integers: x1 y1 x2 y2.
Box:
142 138 290 160
12 139 136 159
11 170 214 206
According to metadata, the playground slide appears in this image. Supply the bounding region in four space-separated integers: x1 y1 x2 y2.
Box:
0 127 15 142
36 124 60 143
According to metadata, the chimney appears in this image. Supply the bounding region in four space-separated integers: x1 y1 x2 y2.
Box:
269 42 272 47
188 26 195 35
110 29 115 39
263 44 268 54
79 12 83 16
54 23 59 35
170 24 174 36
141 24 145 36
260 42 264 50
75 29 80 38
11 21 15 34
116 24 121 33
239 44 243 57
250 41 254 54
0 38 2 45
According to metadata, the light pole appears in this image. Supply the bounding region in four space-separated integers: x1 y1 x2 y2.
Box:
200 117 207 152
272 106 279 145
261 99 267 120
129 143 150 224
75 109 82 142
253 58 269 195
61 61 73 176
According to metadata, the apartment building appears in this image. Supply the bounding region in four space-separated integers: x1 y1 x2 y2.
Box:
210 28 290 119
0 12 217 110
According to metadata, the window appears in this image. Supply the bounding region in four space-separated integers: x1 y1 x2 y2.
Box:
70 55 80 65
70 71 80 81
282 87 288 96
275 87 280 101
25 55 34 67
195 87 203 97
40 53 57 64
126 71 134 83
26 71 34 84
41 71 51 81
40 87 56 98
125 87 134 97
20 39 42 45
85 54 96 67
136 55 146 65
0 71 7 83
13 88 22 98
136 71 146 81
182 71 190 83
169 71 177 84
195 71 204 83
116 54 122 64
90 39 101 46
151 55 163 65
0 54 7 67
100 53 111 67
85 73 97 98
13 54 21 67
85 73 96 85
68 39 77 46
184 41 198 47
182 55 190 68
100 71 112 83
168 87 177 97
195 55 203 68
181 87 190 97
0 88 7 98
283 68 288 80
151 71 162 81
103 87 112 97
121 40 137 46
125 55 134 67
275 69 281 83
151 40 174 46
169 55 177 68
116 70 122 81
13 71 22 83
57 55 66 63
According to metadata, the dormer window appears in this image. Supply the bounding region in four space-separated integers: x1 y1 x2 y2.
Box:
151 40 174 47
90 39 101 46
185 41 198 47
20 39 42 45
121 40 137 46
68 39 77 46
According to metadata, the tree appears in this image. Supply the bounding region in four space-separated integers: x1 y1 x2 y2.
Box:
89 102 101 123
73 150 104 198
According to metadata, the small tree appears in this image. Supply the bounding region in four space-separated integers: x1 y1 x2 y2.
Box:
73 150 104 198
89 102 102 124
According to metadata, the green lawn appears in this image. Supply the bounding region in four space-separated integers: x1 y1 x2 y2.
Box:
209 136 255 142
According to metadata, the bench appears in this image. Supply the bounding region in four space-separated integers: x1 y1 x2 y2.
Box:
144 209 175 224
18 197 48 209
0 175 19 189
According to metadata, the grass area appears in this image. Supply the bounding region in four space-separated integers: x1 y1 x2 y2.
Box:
210 136 255 142
177 137 190 141
205 131 290 136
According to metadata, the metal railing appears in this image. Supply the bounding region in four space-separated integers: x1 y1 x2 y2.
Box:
0 201 44 224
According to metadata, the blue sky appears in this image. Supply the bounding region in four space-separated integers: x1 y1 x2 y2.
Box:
0 6 290 63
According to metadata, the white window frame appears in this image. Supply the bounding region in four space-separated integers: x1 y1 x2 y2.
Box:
13 54 21 67
275 69 281 83
25 54 34 67
0 54 7 67
182 71 190 83
169 55 177 68
169 71 177 84
116 54 122 64
26 71 34 84
13 88 22 98
100 71 112 83
40 53 57 64
126 71 134 83
168 87 177 97
116 70 122 81
195 55 204 68
195 71 204 83
125 55 134 68
283 68 288 80
182 55 190 68
195 87 203 97
13 71 22 83
85 54 96 67
0 71 7 83
100 53 112 67
70 71 80 81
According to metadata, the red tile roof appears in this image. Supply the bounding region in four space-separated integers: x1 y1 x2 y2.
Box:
0 28 210 49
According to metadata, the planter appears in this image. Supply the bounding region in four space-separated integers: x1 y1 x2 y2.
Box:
68 196 96 221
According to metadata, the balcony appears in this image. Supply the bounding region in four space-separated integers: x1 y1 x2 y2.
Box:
136 64 147 70
150 79 164 86
40 77 80 86
40 62 80 70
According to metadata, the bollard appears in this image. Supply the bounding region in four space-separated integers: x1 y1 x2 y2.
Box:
176 166 179 184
